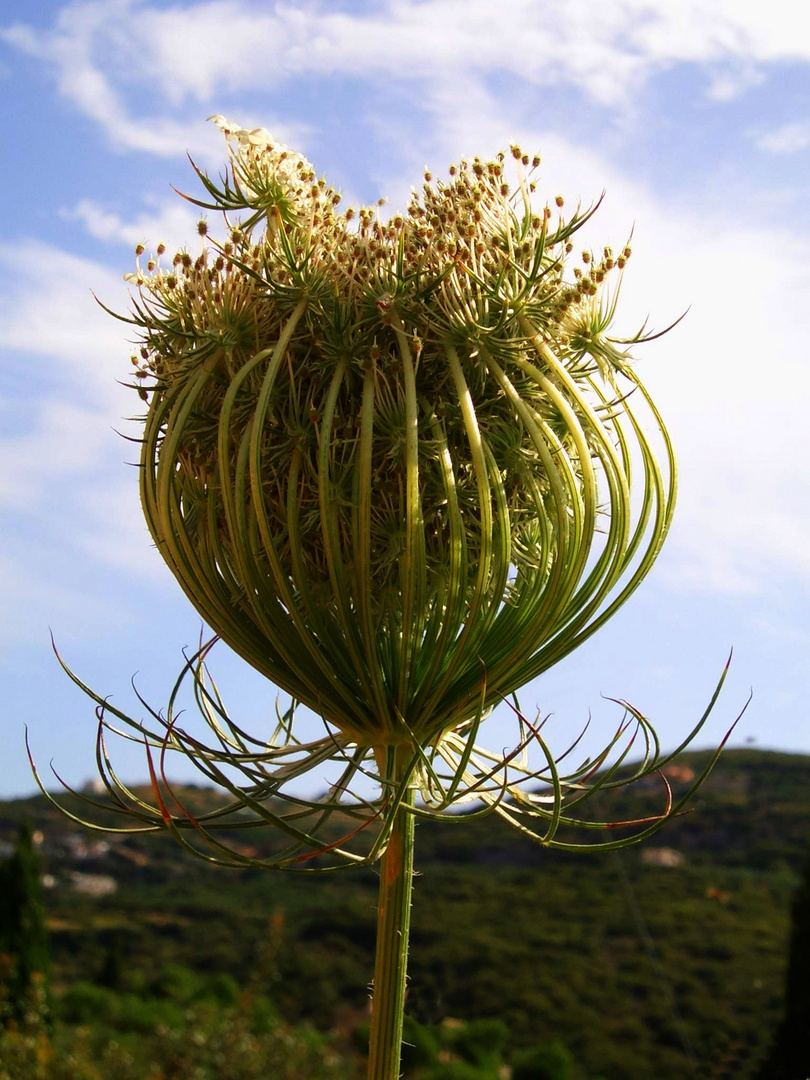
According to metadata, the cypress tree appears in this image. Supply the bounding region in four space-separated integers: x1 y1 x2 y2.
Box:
756 843 810 1078
97 930 126 992
0 822 49 1023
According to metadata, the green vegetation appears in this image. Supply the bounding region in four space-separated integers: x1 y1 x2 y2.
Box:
756 833 810 1078
0 823 49 1025
0 979 358 1079
1 748 808 1078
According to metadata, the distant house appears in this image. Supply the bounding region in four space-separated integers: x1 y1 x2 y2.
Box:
70 872 117 897
641 847 685 868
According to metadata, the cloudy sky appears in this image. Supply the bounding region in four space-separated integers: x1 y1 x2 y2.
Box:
1 0 808 800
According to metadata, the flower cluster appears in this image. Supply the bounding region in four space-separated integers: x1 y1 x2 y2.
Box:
122 119 652 743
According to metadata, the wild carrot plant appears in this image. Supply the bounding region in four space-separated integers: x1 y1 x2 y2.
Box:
37 118 739 1079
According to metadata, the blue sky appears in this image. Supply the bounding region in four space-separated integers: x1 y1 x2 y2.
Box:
1 0 809 799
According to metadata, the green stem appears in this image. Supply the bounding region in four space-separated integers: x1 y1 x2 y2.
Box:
368 758 416 1080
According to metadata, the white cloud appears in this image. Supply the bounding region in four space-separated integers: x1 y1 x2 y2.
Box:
6 0 810 161
0 240 156 576
65 197 201 254
109 0 810 105
609 206 810 594
2 2 214 158
0 400 110 510
0 241 130 402
757 121 810 154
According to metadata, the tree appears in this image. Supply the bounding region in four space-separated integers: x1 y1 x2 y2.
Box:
511 1040 573 1080
0 822 49 1024
756 842 810 1078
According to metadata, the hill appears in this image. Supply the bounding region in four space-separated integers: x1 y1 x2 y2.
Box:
1 747 808 1079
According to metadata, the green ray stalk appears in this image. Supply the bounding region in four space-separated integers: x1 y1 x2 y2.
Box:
37 116 745 1078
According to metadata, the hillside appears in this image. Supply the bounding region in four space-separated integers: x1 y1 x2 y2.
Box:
1 747 808 1079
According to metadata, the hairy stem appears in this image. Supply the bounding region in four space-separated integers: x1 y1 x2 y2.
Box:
368 755 416 1080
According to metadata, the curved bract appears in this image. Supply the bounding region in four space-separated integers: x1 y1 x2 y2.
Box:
129 118 674 751
38 637 737 870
